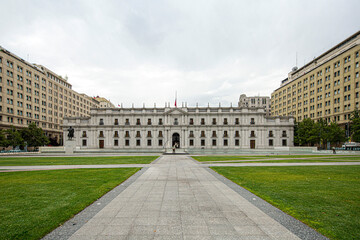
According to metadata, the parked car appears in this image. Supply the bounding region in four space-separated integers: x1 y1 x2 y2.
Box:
342 142 360 150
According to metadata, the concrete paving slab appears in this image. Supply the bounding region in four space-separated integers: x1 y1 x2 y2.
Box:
45 155 329 239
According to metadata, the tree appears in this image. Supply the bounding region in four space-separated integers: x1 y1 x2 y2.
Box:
350 109 360 142
0 129 8 148
21 123 49 148
327 122 346 144
5 126 23 149
296 118 317 146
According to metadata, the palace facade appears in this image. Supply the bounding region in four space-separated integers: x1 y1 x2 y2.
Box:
63 101 294 152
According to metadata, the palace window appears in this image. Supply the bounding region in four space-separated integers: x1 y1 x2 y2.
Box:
136 118 141 125
201 139 205 146
250 118 255 124
147 118 152 125
147 131 152 137
99 119 104 125
269 139 273 146
125 118 130 125
235 118 239 124
114 119 119 125
189 118 194 125
250 131 255 137
147 139 151 146
125 131 130 138
136 139 141 146
158 118 163 125
282 139 287 146
224 139 228 146
158 139 163 146
200 131 206 137
114 139 119 146
223 131 228 137
158 131 163 137
189 131 194 138
223 118 228 125
136 131 141 137
114 131 119 137
201 118 205 125
269 131 274 137
212 118 217 125
212 131 217 137
82 131 87 137
282 131 287 137
235 139 239 146
82 139 87 146
212 139 216 146
189 139 194 146
235 131 240 137
99 131 104 137
125 139 130 146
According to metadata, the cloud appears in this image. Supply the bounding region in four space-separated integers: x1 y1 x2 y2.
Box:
0 0 359 107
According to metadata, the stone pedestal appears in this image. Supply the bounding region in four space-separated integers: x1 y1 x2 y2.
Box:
65 139 76 154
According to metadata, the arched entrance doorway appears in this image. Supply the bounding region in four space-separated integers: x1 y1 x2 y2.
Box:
172 133 180 148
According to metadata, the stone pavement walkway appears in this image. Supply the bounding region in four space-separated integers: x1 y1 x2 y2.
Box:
65 155 308 240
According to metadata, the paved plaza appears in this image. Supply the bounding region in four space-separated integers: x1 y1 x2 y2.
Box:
42 155 329 240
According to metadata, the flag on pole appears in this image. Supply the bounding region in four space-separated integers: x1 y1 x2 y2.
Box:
175 91 177 107
118 104 120 107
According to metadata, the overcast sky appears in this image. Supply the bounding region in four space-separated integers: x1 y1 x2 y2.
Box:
1 0 359 107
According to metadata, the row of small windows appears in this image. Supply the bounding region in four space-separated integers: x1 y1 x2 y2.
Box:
81 138 288 147
99 118 256 126
81 130 288 138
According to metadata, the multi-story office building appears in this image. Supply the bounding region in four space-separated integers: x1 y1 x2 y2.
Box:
271 31 360 128
238 94 271 115
63 99 294 152
94 97 115 108
0 46 103 144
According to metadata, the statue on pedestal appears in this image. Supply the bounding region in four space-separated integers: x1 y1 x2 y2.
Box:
67 126 74 140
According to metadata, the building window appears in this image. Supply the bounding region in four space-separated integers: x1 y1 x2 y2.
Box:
136 118 141 125
125 131 130 138
82 131 87 137
147 131 152 137
269 131 274 137
125 118 130 125
235 131 240 137
136 139 141 146
201 139 205 146
212 131 217 137
250 118 255 124
189 131 194 138
158 118 163 125
158 131 163 137
114 139 119 146
189 139 194 146
269 139 273 146
158 139 163 146
235 118 239 124
250 131 255 137
235 139 239 146
174 118 179 125
114 119 119 125
82 139 87 146
200 131 206 137
99 119 104 125
201 118 205 125
282 131 287 137
136 131 141 137
99 131 104 137
147 139 152 146
147 118 152 125
224 139 228 146
212 118 217 125
212 139 216 146
282 139 287 146
125 139 130 146
223 118 228 125
223 131 228 137
189 118 194 125
114 131 119 137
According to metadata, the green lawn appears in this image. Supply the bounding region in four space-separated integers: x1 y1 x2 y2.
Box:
211 166 360 240
0 156 158 166
0 168 140 240
214 159 360 163
192 155 360 162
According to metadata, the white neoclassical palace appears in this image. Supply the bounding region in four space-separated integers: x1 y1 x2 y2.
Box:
63 98 294 153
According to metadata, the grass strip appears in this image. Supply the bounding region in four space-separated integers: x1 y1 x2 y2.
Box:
0 168 140 240
192 155 360 162
211 165 360 240
0 156 158 166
